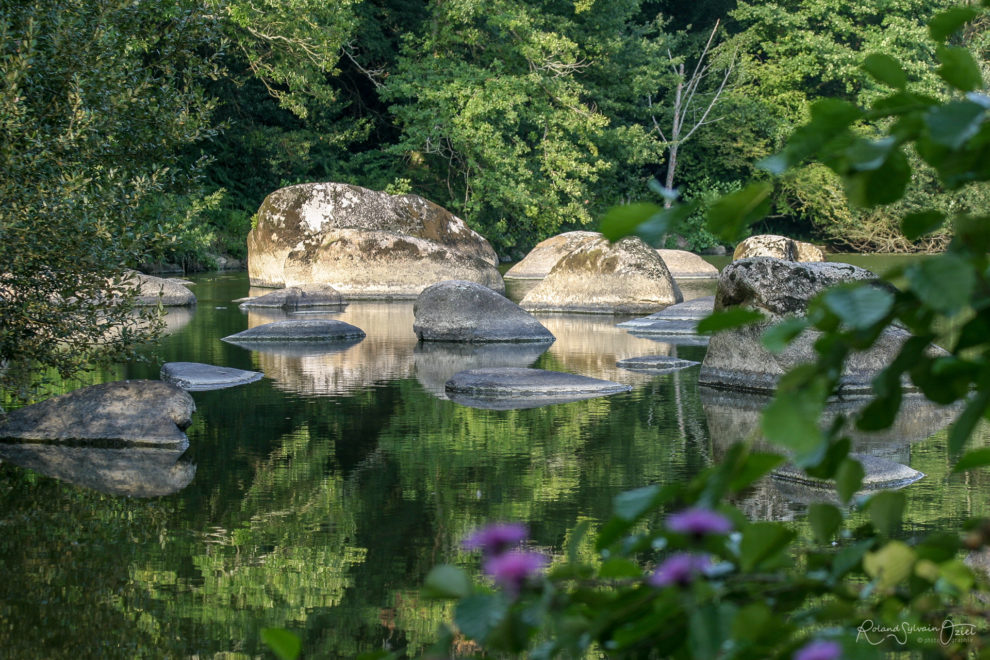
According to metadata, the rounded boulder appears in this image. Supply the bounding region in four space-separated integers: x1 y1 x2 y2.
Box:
414 280 554 342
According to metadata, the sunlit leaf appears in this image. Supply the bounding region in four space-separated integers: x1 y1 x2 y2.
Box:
905 254 974 314
925 101 986 149
423 564 472 599
706 182 773 242
937 45 983 92
822 285 893 329
696 308 765 334
863 541 916 588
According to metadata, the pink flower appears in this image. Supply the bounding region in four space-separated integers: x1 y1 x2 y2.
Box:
793 640 841 660
666 507 733 536
648 553 710 588
483 550 547 595
462 523 528 556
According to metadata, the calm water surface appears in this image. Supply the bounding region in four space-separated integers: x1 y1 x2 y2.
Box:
1 259 985 658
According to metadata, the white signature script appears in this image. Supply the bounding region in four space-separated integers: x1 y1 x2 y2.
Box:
856 619 978 646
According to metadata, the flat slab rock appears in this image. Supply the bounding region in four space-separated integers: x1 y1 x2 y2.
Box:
0 380 194 448
222 319 366 345
238 285 345 310
161 362 264 391
618 296 714 328
616 356 700 373
445 367 631 409
773 454 924 491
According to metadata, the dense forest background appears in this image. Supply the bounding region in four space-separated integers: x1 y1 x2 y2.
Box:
6 0 990 272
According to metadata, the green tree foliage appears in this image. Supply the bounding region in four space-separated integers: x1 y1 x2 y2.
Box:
0 0 222 396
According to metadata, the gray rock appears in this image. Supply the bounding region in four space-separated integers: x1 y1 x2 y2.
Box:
445 367 631 409
504 231 601 279
773 454 924 492
222 319 366 346
414 342 551 397
732 234 825 262
246 182 501 295
161 362 264 391
0 444 195 497
656 250 720 279
619 296 715 328
520 236 683 314
698 258 941 395
238 284 345 310
127 271 196 306
414 280 554 342
616 355 700 373
0 380 195 448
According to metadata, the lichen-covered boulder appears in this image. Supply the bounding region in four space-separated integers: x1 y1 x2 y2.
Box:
698 258 941 394
656 250 720 279
414 280 554 342
0 380 195 448
247 182 501 297
732 234 825 262
520 236 683 314
504 231 601 279
238 284 345 310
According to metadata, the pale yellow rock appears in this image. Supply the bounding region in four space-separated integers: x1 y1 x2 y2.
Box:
520 236 682 314
656 249 720 279
732 234 825 262
504 231 601 279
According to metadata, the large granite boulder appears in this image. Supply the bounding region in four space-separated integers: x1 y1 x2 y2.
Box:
414 280 554 342
504 231 601 279
238 284 345 310
520 236 683 314
247 182 502 297
698 258 941 395
732 234 825 262
656 250 720 279
0 380 195 449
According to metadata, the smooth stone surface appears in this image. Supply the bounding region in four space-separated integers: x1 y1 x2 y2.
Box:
0 444 195 497
656 249 720 279
222 319 366 345
616 355 700 373
238 284 345 310
618 296 714 328
773 454 924 491
128 271 197 306
504 231 601 279
698 258 942 395
520 236 682 314
0 380 194 448
414 280 554 342
732 234 825 262
445 367 631 409
161 362 264 391
414 342 551 397
247 182 501 295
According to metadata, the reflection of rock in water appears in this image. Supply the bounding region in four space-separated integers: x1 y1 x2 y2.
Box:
0 443 195 497
704 389 957 521
414 342 550 398
246 303 418 396
538 314 678 385
161 307 194 335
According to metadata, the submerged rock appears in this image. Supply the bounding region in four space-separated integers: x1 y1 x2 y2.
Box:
247 182 502 296
238 284 345 310
0 380 195 448
445 367 631 409
520 236 682 314
414 280 554 342
772 454 924 492
414 342 551 397
0 444 196 497
732 234 825 262
616 355 700 373
504 231 601 279
698 258 941 395
161 362 264 391
125 271 196 306
656 250 720 279
618 296 715 329
222 319 366 345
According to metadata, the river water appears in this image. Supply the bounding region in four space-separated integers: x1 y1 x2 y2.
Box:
1 259 986 658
